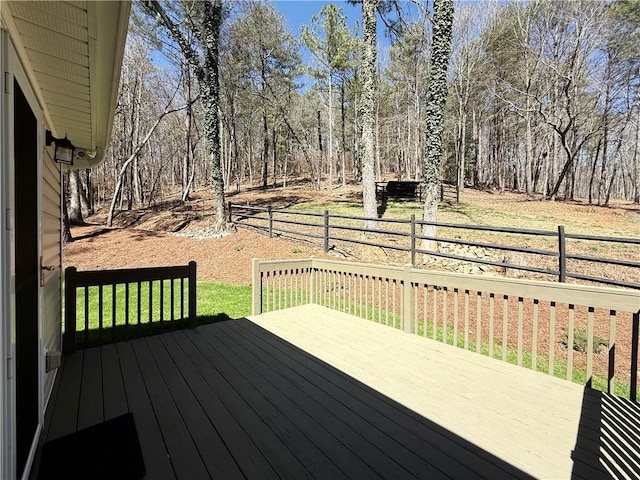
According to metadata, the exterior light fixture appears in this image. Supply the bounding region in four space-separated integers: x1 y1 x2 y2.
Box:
45 130 75 165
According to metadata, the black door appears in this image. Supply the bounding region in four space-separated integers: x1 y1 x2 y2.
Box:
14 78 39 478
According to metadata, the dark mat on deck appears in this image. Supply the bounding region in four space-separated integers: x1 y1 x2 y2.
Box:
37 413 145 480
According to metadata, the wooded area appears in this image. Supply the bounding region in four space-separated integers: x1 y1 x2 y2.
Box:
66 0 640 230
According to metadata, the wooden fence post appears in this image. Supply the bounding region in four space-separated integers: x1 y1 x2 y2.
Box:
410 214 416 268
558 225 567 282
323 210 330 253
402 264 414 334
63 266 77 354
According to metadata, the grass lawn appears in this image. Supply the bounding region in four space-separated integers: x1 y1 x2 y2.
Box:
70 280 251 347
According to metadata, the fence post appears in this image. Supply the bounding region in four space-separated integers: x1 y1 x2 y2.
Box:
63 266 77 354
323 210 330 253
402 264 414 334
631 311 639 402
410 214 416 268
267 206 273 238
228 202 232 224
252 258 262 315
558 225 566 282
440 184 444 202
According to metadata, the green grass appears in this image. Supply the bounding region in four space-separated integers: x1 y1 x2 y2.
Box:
69 280 251 347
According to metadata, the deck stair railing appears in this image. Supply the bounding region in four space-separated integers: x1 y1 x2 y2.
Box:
64 262 196 353
253 258 640 401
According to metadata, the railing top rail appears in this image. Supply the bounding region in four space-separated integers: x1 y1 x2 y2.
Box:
271 208 324 218
415 220 557 237
254 258 314 272
565 232 640 245
266 258 640 312
67 263 193 287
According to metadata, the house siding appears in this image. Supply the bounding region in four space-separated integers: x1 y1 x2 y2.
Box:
41 147 60 399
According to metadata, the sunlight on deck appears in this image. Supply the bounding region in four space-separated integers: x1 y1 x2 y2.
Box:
249 304 590 479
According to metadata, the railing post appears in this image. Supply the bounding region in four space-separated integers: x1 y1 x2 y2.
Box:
631 311 639 402
410 214 416 268
558 225 566 282
267 206 273 238
402 264 414 334
252 258 263 315
63 266 77 354
323 210 330 253
188 261 197 328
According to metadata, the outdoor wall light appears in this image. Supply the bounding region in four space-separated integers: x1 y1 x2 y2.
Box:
45 130 75 165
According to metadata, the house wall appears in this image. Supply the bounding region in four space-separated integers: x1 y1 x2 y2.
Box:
41 147 61 403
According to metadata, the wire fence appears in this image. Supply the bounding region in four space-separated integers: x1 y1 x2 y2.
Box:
229 203 640 290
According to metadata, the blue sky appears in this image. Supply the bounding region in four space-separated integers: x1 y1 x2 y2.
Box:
271 1 362 35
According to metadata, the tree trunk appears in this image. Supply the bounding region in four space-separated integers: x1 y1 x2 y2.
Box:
360 0 378 229
422 0 454 251
62 171 72 244
68 169 84 225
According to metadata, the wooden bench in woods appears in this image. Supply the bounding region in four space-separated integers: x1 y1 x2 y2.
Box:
375 181 424 201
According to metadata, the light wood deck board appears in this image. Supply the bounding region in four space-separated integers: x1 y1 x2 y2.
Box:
246 304 595 479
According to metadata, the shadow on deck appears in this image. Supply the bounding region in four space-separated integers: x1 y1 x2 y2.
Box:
32 305 639 479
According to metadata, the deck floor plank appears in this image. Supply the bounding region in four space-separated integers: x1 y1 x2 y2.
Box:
216 320 457 479
164 331 281 480
100 343 128 421
76 347 103 430
45 351 83 441
229 318 524 480
131 337 210 480
182 328 316 480
206 321 379 480
116 341 176 480
144 334 245 480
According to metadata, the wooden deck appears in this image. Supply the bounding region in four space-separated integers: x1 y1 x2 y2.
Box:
33 304 639 479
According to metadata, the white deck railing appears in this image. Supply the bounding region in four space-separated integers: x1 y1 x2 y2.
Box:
252 258 640 401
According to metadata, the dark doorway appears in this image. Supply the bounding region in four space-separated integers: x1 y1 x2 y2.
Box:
14 78 39 478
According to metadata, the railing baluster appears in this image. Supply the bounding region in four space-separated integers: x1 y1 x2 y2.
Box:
549 301 556 375
517 297 524 367
502 295 509 361
532 299 539 371
453 288 459 347
170 279 175 323
84 286 89 346
125 283 130 340
464 290 470 350
608 310 616 394
476 291 482 354
586 306 594 386
442 287 448 343
149 280 153 325
98 285 103 346
567 304 575 382
489 293 495 358
433 287 438 341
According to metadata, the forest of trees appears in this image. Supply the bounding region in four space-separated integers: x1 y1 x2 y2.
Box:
67 0 640 231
